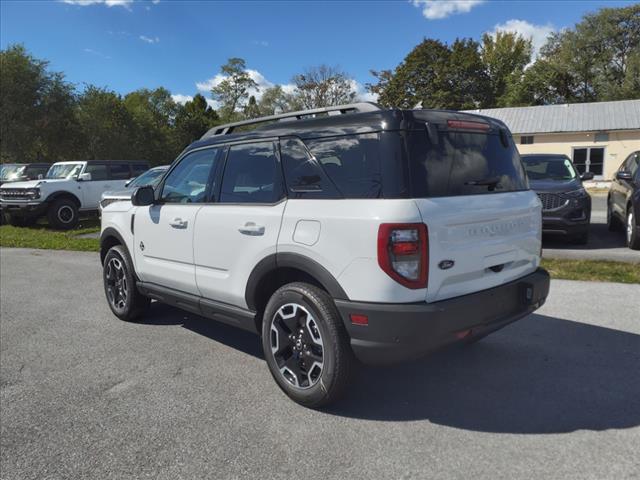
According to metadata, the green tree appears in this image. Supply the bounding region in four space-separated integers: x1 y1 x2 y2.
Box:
243 95 261 119
481 31 533 106
0 44 77 163
75 86 135 161
211 57 258 121
173 94 219 149
291 65 357 109
258 85 295 115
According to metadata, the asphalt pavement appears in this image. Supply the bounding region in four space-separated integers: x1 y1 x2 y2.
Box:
1 248 639 480
542 193 640 263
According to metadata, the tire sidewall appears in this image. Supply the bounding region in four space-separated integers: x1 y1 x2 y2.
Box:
103 246 136 320
49 199 78 230
261 285 339 406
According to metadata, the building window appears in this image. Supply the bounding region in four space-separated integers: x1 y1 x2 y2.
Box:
520 135 534 145
573 147 605 176
594 132 609 142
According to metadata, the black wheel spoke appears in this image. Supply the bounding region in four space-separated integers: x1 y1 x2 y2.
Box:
270 303 324 390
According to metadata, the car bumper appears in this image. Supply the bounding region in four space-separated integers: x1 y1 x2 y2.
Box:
541 197 591 236
335 268 550 365
0 201 47 217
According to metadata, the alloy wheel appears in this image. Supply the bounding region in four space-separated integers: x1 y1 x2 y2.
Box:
105 257 128 311
269 303 324 389
628 211 634 245
57 205 74 224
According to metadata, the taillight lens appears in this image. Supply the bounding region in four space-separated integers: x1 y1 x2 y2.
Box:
377 223 428 289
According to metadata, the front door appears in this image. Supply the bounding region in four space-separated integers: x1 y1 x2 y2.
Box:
134 147 223 295
194 141 286 307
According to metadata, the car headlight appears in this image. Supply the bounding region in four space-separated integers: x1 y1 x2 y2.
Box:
561 188 588 198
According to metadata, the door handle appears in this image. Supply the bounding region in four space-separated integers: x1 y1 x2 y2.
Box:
169 218 188 229
238 222 265 236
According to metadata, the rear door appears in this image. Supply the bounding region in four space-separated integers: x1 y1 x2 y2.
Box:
405 120 541 303
81 163 114 208
194 141 286 307
133 147 223 295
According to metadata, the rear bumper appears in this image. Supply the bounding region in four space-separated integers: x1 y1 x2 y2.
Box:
335 268 550 365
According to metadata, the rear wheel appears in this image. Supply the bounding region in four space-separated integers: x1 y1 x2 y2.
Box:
47 198 79 230
103 245 150 321
262 282 354 408
627 209 640 250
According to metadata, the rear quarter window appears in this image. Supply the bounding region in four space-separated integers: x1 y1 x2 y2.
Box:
408 129 528 197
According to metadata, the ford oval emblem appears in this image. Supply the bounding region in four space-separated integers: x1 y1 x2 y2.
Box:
438 260 455 270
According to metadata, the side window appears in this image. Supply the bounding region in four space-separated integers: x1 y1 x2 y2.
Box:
85 163 108 181
220 142 282 204
131 164 147 176
161 148 222 204
280 138 340 199
306 133 383 198
109 163 131 180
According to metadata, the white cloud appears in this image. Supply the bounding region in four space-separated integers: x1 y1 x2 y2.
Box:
83 48 111 59
62 0 133 9
139 35 160 44
151 0 160 3
252 40 269 47
196 69 274 102
171 94 193 105
490 19 555 58
412 0 484 20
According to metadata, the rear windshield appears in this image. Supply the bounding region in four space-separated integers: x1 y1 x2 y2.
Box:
407 129 528 197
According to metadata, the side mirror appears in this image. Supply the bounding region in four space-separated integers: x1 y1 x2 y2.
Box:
616 171 633 181
131 186 155 206
37 174 44 180
580 172 594 181
78 172 92 181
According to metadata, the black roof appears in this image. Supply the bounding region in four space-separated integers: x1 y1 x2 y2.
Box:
188 107 510 152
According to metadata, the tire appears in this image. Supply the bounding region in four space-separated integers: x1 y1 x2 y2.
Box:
261 282 354 408
47 198 79 230
627 208 640 250
102 245 150 321
607 198 623 232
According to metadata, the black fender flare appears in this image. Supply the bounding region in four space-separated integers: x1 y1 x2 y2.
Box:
44 191 82 208
100 227 128 264
245 252 349 311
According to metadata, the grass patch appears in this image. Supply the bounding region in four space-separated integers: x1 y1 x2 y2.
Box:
541 258 640 284
0 218 100 252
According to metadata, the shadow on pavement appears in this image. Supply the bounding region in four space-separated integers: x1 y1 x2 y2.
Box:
543 222 627 250
140 304 640 434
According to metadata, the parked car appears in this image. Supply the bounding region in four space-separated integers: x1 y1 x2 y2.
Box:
100 103 550 407
0 160 149 229
607 150 640 250
521 154 593 244
100 165 169 213
0 163 51 186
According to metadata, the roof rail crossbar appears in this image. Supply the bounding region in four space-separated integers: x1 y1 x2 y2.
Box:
201 102 381 139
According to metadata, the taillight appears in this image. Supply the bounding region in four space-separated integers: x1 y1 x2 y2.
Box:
377 223 428 289
447 119 490 131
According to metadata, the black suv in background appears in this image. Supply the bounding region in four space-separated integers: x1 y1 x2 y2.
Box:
0 163 51 186
608 151 640 250
521 154 593 244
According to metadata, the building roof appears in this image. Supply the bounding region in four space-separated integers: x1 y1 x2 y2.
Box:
463 99 640 134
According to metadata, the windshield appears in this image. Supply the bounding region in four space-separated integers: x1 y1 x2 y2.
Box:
522 156 577 181
0 165 26 181
46 163 84 180
129 168 166 188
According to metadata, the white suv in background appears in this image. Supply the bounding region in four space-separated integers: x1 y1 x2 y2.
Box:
100 103 550 407
0 160 148 229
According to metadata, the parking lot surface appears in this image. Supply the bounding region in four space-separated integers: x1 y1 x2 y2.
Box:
1 248 639 480
542 194 640 263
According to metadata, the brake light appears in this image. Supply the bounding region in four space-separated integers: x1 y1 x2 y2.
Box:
377 223 428 289
447 119 490 131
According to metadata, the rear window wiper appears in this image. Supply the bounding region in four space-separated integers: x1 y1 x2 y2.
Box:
465 176 501 191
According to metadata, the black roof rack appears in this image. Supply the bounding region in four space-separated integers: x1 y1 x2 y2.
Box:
200 102 382 139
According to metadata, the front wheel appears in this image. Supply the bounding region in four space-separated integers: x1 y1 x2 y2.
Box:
103 245 150 321
47 198 79 230
262 282 354 408
627 209 640 250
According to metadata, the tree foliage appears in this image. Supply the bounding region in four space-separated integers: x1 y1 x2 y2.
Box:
211 57 258 121
291 65 357 109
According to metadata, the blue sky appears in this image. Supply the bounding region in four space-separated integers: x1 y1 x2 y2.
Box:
1 0 635 105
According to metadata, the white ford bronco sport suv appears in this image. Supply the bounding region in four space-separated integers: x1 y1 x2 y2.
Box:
0 160 149 229
100 103 550 407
